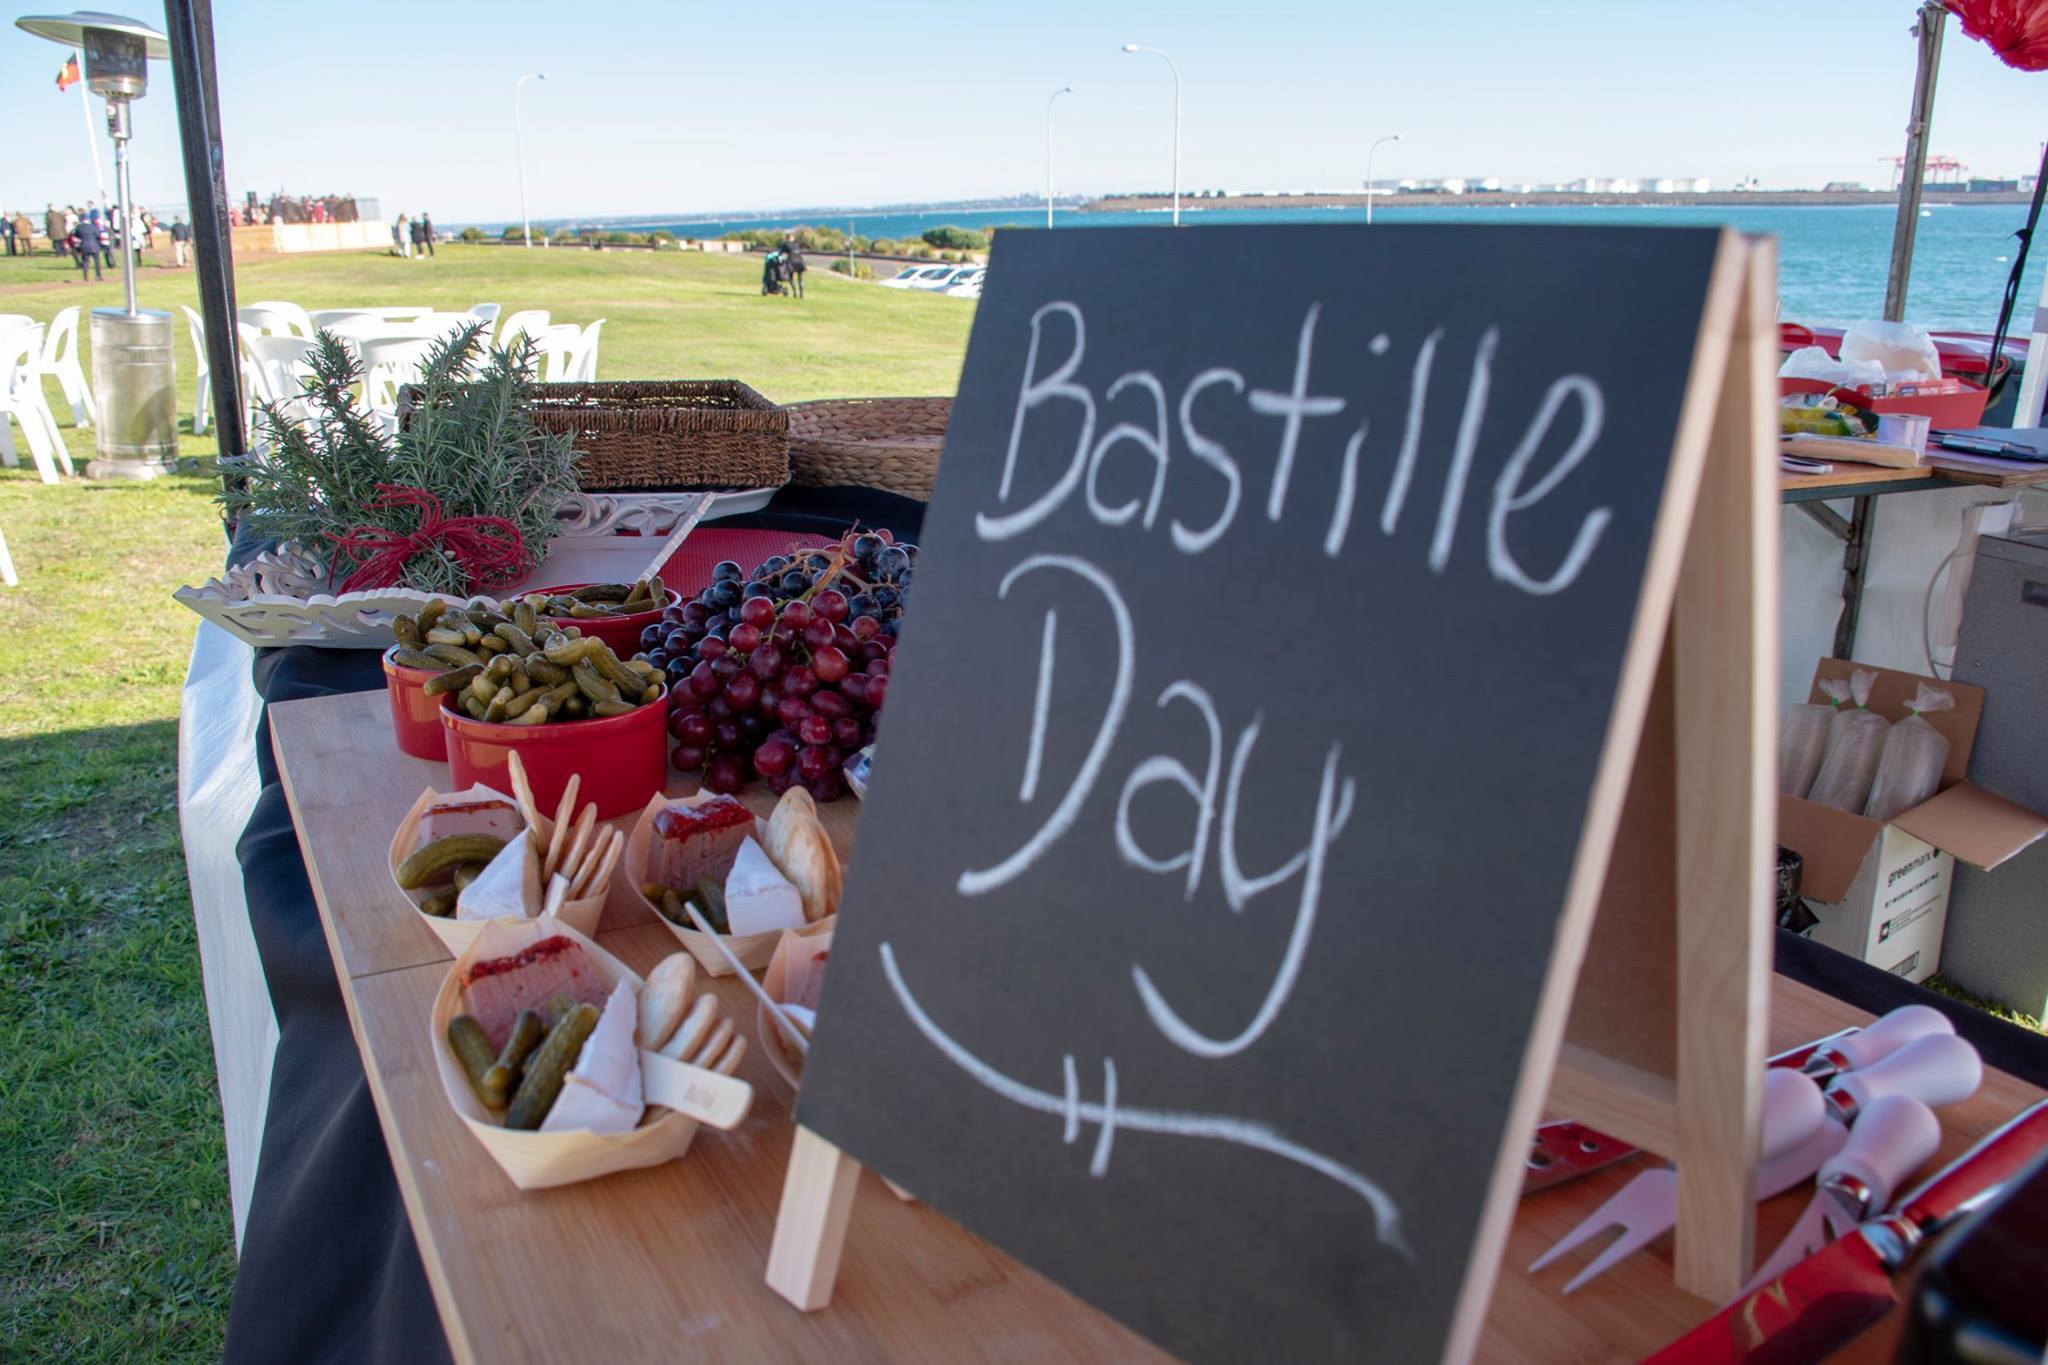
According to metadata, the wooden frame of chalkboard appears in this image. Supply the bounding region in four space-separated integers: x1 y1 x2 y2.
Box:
768 225 1779 1360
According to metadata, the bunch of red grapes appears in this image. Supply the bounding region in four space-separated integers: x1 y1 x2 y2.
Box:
638 529 914 801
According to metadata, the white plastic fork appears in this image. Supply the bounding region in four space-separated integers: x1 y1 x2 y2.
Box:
1529 1070 1831 1293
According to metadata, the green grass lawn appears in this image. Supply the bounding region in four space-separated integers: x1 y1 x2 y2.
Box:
0 243 971 1361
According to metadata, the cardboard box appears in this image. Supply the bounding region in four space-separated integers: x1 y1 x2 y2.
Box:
1778 660 2048 982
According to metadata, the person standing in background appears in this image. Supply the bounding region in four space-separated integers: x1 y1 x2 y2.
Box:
48 203 65 251
12 210 32 255
420 212 436 257
1 212 14 257
409 214 426 259
781 234 807 299
141 209 157 250
395 212 412 259
170 214 190 267
73 211 103 282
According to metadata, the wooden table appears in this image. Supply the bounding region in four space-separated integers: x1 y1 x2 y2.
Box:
272 689 2045 1363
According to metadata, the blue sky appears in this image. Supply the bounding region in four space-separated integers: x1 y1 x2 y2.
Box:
3 0 2044 222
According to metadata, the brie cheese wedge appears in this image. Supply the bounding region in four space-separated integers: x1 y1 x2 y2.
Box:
455 832 541 921
540 981 643 1135
724 836 807 937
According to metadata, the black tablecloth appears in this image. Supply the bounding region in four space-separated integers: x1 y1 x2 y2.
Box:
215 488 2048 1362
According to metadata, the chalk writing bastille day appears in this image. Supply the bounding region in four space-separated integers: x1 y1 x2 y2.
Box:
877 296 1615 1259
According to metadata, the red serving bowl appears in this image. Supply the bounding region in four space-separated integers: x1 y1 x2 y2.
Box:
383 645 449 761
440 687 670 820
526 583 678 659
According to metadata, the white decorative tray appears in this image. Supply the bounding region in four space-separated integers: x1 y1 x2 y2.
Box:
176 488 774 649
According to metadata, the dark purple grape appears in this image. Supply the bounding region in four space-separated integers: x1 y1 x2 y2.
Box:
737 713 765 739
662 605 687 626
851 615 881 642
713 559 743 582
677 710 713 746
724 672 760 712
759 683 783 713
802 618 836 651
753 737 795 777
646 648 670 669
812 590 849 624
811 688 850 720
811 645 849 684
864 657 890 680
832 624 858 653
664 658 691 686
766 766 797 795
839 674 870 708
865 673 889 709
730 621 762 654
860 640 889 664
779 599 813 631
687 662 719 701
671 743 706 772
740 596 775 628
640 624 666 650
776 696 812 728
713 719 742 750
798 715 832 747
681 601 710 627
796 744 834 783
806 769 846 803
832 716 863 748
710 654 742 682
748 643 784 681
698 635 729 661
704 753 746 793
782 665 818 698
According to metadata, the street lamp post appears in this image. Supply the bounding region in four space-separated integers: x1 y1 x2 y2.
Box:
1045 85 1073 229
1120 44 1180 226
514 72 545 248
1365 133 1401 226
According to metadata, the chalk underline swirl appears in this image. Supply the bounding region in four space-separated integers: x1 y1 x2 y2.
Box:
877 941 1411 1260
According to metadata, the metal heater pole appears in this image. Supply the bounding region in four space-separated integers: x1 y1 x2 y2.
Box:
161 0 246 479
1883 1 1946 323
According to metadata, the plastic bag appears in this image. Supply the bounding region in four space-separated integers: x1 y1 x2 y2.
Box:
1779 681 1845 798
1863 685 1955 823
1839 320 1942 384
1807 669 1891 813
1778 345 1887 391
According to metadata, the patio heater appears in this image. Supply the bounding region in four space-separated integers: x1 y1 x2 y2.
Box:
15 12 177 479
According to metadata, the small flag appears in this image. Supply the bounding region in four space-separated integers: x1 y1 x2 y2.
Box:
56 53 81 92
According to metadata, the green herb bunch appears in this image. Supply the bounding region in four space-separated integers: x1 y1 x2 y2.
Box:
221 323 580 595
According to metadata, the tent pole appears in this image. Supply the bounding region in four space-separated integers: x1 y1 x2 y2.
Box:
1883 1 1947 323
161 0 247 493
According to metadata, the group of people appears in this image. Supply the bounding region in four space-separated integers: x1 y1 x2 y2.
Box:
231 192 360 227
0 202 191 279
390 213 438 259
760 234 807 298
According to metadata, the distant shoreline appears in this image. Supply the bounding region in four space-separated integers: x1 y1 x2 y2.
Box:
1081 190 2030 212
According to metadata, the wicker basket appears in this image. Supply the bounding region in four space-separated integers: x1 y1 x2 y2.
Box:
401 379 790 492
785 397 951 501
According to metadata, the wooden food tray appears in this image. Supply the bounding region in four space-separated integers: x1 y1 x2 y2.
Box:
271 689 2045 1363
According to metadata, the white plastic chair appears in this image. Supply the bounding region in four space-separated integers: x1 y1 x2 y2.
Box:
245 301 315 340
0 521 16 586
567 318 604 382
467 303 501 343
534 324 580 383
356 335 437 417
0 314 34 334
42 306 96 429
494 309 550 357
237 306 298 338
0 324 72 483
181 305 213 435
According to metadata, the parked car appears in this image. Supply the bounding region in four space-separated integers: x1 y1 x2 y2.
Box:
942 268 986 299
879 264 957 290
910 265 980 292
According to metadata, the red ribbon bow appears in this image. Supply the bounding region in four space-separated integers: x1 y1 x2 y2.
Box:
328 484 528 595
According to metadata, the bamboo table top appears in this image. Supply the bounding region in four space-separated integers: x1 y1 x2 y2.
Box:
270 688 2045 1364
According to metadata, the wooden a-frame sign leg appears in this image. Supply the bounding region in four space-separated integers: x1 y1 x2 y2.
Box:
768 234 1781 1334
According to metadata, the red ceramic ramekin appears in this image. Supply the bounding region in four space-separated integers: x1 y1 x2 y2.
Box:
527 584 678 659
383 645 450 761
440 686 670 820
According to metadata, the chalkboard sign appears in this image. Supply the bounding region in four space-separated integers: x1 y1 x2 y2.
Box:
796 224 1734 1362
